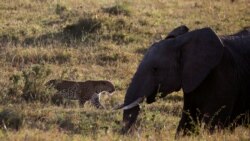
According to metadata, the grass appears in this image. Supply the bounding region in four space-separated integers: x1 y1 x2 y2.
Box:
0 0 249 140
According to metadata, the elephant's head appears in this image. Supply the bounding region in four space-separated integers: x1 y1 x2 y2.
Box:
119 25 224 133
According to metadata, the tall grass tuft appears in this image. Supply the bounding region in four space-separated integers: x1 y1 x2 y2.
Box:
4 64 56 104
0 108 23 131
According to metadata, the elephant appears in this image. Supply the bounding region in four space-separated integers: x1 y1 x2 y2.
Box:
117 25 250 136
229 26 250 36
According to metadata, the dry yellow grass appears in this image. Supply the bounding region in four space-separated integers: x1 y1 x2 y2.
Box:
0 0 249 140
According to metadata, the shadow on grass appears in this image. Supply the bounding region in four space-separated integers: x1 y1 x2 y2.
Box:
0 34 20 47
23 17 102 46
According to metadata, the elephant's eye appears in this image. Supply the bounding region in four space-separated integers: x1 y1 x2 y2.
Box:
152 67 158 73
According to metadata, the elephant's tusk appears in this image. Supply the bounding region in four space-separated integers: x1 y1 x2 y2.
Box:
157 84 161 93
121 97 144 110
112 103 124 110
112 97 144 110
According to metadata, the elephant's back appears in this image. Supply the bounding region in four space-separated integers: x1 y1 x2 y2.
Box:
221 35 250 64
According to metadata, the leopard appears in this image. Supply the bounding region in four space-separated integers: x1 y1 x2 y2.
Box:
46 79 115 109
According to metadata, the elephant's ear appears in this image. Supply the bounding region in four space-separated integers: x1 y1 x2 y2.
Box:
181 28 224 93
166 25 189 39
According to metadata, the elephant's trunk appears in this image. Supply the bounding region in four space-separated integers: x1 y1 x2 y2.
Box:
121 75 145 133
120 64 156 133
122 105 140 134
115 97 143 133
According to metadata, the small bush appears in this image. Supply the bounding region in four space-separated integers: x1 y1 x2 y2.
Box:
63 17 102 38
0 108 23 130
6 64 56 103
22 64 54 103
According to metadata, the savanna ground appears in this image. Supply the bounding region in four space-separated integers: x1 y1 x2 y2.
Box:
0 0 249 140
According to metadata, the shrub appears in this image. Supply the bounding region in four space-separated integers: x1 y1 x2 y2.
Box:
63 17 102 39
6 64 56 103
0 108 23 130
21 64 55 103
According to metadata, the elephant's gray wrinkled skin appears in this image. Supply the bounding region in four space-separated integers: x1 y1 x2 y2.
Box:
121 25 250 136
